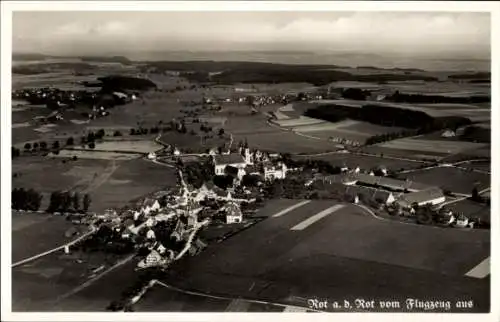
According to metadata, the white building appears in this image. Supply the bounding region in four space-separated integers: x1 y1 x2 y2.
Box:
142 199 161 215
263 162 288 181
213 153 247 176
147 152 157 160
396 187 446 209
225 202 243 224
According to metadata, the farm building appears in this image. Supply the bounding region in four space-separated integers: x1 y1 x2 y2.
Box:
344 184 397 205
142 198 161 215
395 187 446 209
263 162 288 181
441 130 456 138
341 173 433 193
225 202 243 224
213 153 247 175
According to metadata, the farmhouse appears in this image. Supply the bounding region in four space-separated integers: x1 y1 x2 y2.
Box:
395 187 446 209
225 202 243 224
342 173 433 193
213 153 247 176
142 198 161 215
263 162 288 181
342 184 397 205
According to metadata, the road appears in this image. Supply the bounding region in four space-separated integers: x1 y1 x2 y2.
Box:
12 226 97 268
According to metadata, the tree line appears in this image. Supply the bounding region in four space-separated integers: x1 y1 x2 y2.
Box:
387 91 490 104
47 191 91 213
12 188 43 211
305 104 472 143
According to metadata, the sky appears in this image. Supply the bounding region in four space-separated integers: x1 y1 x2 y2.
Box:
12 11 490 58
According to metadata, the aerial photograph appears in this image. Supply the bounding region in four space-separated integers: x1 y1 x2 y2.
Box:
5 5 493 317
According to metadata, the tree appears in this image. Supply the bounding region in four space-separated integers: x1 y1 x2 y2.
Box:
114 130 123 137
47 191 62 213
40 141 48 151
52 141 60 150
66 137 74 146
83 194 91 212
88 142 96 149
24 143 32 151
60 191 72 212
471 187 481 202
33 142 39 150
218 128 225 137
130 128 136 135
87 132 95 143
96 129 106 139
12 147 20 158
72 192 81 212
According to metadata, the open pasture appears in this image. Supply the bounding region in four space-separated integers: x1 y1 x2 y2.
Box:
159 131 228 152
11 212 86 264
224 115 284 136
12 250 136 311
238 130 336 154
297 152 425 171
55 149 141 161
398 167 490 194
166 200 490 312
76 139 163 154
375 138 488 156
272 116 324 128
12 156 114 209
89 158 177 212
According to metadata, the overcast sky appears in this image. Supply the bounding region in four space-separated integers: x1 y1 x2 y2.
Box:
12 11 490 57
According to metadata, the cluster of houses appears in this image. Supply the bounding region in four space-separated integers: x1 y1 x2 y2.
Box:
312 167 476 228
79 166 255 270
315 168 446 210
212 146 289 184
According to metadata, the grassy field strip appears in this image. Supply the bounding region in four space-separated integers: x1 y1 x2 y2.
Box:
283 306 309 312
81 160 119 193
225 299 251 312
53 253 136 304
152 280 323 312
465 257 490 278
290 204 345 231
272 200 311 218
12 227 97 268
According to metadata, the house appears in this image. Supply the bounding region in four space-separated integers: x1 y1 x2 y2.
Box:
147 152 157 160
344 185 396 205
213 153 247 176
396 187 446 209
342 173 433 193
142 199 161 215
263 162 287 181
441 129 456 138
225 202 243 224
146 229 156 240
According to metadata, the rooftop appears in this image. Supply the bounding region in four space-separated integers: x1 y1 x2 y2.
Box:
214 153 246 166
328 173 434 192
397 187 445 206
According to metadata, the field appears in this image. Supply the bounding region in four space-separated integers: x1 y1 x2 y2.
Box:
12 250 137 311
162 199 490 312
74 139 163 154
12 156 177 213
11 212 86 264
371 138 488 158
398 167 490 194
295 152 426 172
159 131 228 152
55 150 141 161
